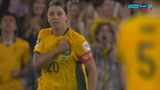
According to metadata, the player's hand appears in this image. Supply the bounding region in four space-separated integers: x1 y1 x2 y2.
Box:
12 68 21 78
57 39 70 53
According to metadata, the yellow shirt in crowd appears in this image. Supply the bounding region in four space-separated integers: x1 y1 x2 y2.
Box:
0 37 31 90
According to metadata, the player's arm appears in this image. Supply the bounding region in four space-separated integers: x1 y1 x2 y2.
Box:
33 39 70 70
78 50 98 90
85 59 98 90
33 48 59 70
77 39 98 90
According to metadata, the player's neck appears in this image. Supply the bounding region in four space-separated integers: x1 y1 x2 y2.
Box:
52 26 67 36
1 31 14 42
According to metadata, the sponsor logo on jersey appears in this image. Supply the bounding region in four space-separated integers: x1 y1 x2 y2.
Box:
15 48 21 51
35 39 41 47
62 49 71 56
61 56 69 60
82 41 90 52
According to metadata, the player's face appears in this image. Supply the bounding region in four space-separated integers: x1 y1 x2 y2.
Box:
33 0 46 15
69 4 81 19
96 24 112 44
0 16 17 32
47 6 67 29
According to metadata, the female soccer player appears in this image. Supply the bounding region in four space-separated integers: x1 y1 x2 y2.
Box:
33 1 98 90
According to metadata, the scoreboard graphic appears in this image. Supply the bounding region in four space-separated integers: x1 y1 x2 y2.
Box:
128 4 152 11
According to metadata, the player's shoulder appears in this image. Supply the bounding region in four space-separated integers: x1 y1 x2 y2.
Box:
118 13 144 28
124 13 145 24
38 28 52 37
117 14 139 37
67 28 86 42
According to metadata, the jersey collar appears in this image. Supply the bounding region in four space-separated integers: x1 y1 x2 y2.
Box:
63 28 69 36
0 36 16 45
51 28 70 36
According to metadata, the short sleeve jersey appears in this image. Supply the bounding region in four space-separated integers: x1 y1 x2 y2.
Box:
117 14 160 90
34 28 93 90
0 37 31 90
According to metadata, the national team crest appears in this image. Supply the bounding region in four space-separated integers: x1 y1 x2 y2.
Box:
62 49 71 56
35 39 41 47
82 41 90 52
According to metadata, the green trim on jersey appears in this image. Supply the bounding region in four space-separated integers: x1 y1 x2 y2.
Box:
63 28 69 36
76 62 87 90
33 51 41 54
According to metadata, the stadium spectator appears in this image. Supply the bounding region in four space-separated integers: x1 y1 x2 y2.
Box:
67 1 86 34
0 12 31 90
91 23 123 90
21 0 49 52
89 0 120 44
85 0 123 20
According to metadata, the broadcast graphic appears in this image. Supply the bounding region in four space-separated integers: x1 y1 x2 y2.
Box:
128 4 152 11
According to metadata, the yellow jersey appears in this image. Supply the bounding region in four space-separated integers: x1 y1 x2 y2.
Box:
0 37 31 90
117 14 160 90
34 28 93 90
90 17 119 44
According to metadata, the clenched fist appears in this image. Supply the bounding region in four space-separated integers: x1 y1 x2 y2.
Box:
57 39 70 53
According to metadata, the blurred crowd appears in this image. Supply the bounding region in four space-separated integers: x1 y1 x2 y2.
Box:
0 0 148 90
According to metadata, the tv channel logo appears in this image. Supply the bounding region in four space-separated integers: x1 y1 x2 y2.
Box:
128 4 152 11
